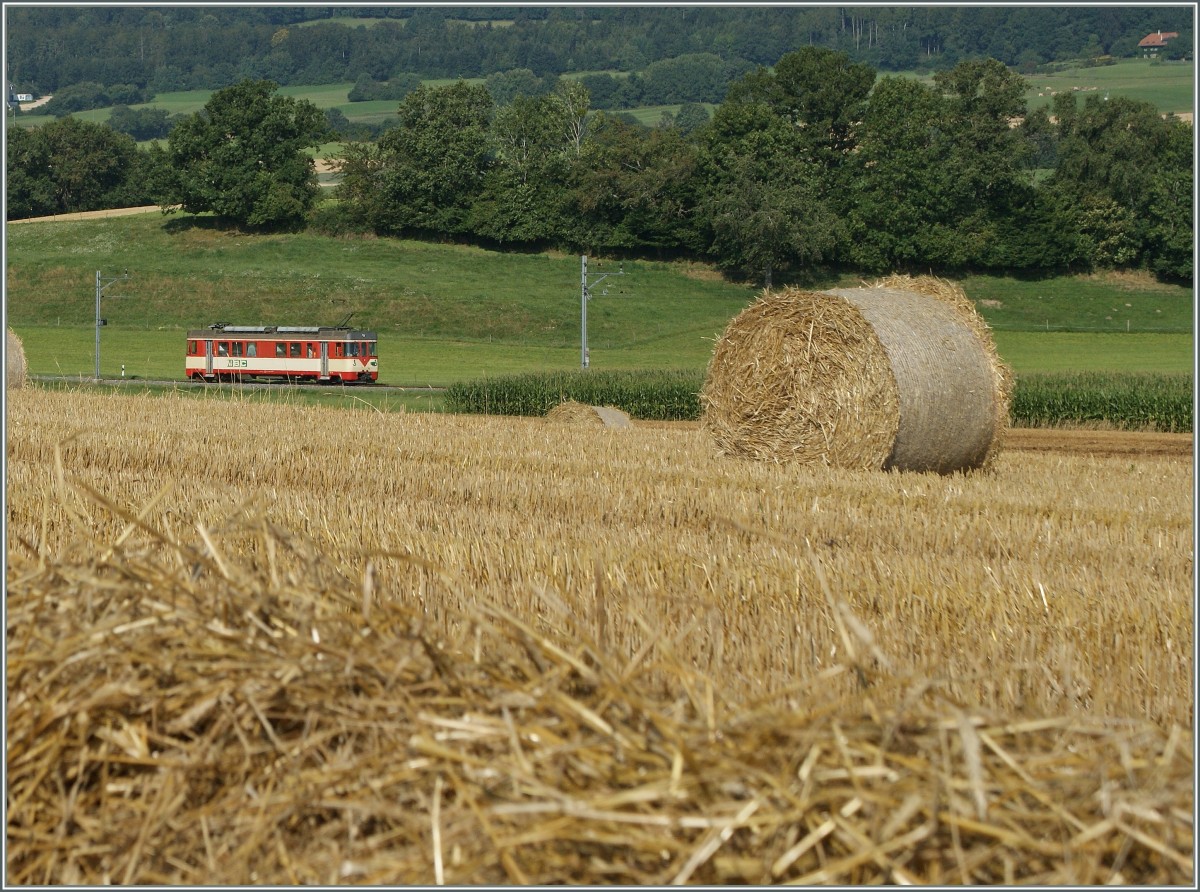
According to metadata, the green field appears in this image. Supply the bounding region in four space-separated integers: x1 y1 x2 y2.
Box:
890 57 1192 115
1024 58 1194 115
5 211 1193 386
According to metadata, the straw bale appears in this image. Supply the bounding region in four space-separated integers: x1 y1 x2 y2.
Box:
547 400 633 429
6 327 27 389
701 277 1011 473
5 509 1192 886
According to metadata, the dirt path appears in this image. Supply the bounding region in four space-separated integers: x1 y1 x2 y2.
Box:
7 205 167 224
646 420 1192 460
1003 427 1192 458
8 160 340 225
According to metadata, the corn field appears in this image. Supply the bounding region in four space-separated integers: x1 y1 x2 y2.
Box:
5 388 1194 884
1010 372 1193 432
444 369 703 420
447 369 1194 433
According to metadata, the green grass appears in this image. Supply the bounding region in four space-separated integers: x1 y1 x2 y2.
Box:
962 272 1192 333
991 332 1193 374
887 57 1192 115
295 16 394 29
5 213 1193 386
31 377 447 414
1024 58 1194 114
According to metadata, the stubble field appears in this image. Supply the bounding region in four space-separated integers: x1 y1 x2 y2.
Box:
5 388 1194 884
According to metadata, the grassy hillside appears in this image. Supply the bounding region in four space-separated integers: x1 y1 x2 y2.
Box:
5 212 1194 383
1024 58 1194 114
887 57 1192 114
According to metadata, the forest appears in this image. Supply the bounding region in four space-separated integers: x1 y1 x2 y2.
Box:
4 7 1195 283
5 6 1194 94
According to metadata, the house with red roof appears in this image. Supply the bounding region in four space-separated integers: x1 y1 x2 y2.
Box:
1137 31 1179 57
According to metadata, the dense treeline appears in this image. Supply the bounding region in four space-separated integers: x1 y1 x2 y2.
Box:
7 48 1192 282
317 51 1192 282
6 6 1192 98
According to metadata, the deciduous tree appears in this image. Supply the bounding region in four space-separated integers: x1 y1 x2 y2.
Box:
152 79 327 230
372 81 493 236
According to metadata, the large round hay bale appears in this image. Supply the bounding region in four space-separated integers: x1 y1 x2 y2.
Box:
701 275 1011 473
6 328 27 390
546 400 633 429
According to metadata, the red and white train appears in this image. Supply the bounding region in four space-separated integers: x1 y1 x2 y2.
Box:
185 323 378 384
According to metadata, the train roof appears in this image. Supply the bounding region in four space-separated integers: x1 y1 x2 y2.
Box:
187 324 376 337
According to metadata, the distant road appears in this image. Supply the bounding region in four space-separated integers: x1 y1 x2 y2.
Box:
8 205 166 224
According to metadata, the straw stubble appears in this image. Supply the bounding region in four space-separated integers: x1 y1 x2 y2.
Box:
4 388 1192 885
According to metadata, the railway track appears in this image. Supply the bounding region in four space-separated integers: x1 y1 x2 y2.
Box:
30 374 446 393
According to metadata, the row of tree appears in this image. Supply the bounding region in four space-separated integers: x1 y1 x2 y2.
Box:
8 6 1191 96
7 50 1192 283
326 51 1192 283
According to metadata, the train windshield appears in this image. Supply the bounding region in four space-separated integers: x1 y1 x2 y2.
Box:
346 340 376 357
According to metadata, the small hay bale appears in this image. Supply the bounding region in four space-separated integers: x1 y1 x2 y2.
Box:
6 328 27 390
701 275 1011 473
546 400 633 429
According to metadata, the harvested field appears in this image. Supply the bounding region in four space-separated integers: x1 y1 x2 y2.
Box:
5 389 1194 885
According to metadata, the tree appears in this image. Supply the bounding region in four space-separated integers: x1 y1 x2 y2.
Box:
696 48 866 282
727 47 875 168
370 81 493 236
471 92 569 244
6 117 148 218
484 68 547 105
152 79 328 230
570 114 703 253
107 104 173 140
844 75 949 270
1049 92 1193 279
702 148 842 286
673 103 710 136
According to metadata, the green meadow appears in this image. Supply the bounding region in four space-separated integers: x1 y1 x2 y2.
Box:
1023 58 1193 115
5 211 1193 388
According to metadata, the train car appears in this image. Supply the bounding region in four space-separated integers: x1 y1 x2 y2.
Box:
185 323 378 384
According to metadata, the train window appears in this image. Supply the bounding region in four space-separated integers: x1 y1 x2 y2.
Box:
217 342 229 356
345 342 358 357
276 343 286 358
232 342 244 357
247 343 257 358
289 343 301 358
307 344 316 358
366 341 376 356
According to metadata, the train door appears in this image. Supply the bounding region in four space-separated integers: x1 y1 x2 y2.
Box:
204 340 213 376
320 340 329 379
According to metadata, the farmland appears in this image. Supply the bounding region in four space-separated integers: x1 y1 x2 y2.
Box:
5 219 1194 882
5 387 1193 883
